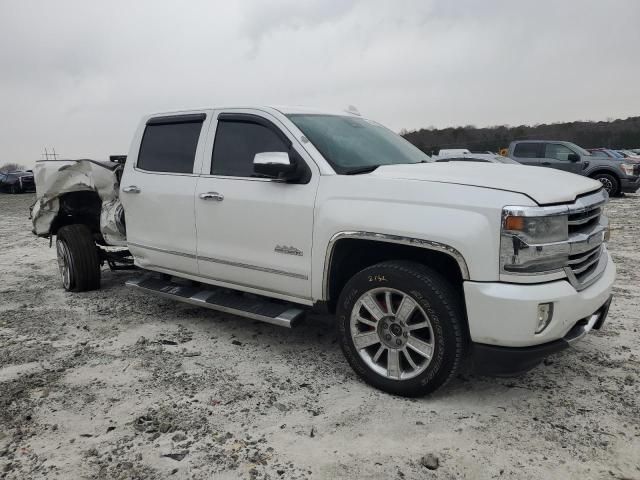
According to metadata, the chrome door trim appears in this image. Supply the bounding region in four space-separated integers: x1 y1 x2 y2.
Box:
127 242 197 259
198 255 309 280
322 231 470 300
128 242 308 280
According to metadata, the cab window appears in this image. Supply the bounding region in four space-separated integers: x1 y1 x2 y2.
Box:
211 120 289 177
137 115 205 173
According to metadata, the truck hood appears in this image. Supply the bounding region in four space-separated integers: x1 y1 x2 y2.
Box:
370 163 602 204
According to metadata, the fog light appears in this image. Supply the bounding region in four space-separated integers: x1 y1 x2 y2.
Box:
536 303 554 334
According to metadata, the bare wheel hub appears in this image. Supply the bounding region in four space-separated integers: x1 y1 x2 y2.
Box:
350 287 435 380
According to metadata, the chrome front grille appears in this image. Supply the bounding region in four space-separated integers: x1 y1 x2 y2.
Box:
568 206 601 234
568 244 602 279
563 189 609 290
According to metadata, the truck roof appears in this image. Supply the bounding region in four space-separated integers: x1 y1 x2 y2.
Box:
145 105 361 118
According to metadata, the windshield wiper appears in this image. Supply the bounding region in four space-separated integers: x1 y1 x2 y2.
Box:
344 165 380 175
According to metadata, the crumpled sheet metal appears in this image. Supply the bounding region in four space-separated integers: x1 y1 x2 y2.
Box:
31 160 126 245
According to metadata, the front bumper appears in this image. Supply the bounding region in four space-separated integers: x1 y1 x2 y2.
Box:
464 251 615 375
621 175 640 193
464 251 615 347
471 295 612 375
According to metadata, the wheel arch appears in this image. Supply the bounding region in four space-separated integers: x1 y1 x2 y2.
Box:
586 168 621 181
50 191 103 237
322 232 470 313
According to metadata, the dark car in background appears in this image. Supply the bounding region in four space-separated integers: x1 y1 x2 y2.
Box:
0 171 36 193
508 140 640 196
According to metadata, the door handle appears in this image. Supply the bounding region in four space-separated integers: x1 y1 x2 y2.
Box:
199 192 224 201
123 185 141 194
541 162 551 166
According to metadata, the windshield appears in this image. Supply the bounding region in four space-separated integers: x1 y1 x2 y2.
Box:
287 114 431 174
568 143 591 156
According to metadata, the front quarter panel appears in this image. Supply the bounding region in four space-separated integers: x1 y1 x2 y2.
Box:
312 175 535 300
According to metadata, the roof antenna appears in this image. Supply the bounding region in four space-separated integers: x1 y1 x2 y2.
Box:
346 105 361 116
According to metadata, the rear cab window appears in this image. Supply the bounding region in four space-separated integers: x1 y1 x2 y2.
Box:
513 143 544 158
137 114 206 173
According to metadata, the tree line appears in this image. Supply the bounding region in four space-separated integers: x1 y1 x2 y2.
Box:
401 116 640 155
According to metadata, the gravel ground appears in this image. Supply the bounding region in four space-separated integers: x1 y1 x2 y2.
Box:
0 192 638 480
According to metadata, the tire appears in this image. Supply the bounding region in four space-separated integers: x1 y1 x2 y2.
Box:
56 224 101 292
592 173 620 196
336 260 466 397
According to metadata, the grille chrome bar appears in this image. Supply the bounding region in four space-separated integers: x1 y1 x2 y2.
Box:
568 245 601 265
567 208 601 226
571 251 602 275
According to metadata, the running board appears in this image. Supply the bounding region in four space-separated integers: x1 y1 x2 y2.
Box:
125 276 305 328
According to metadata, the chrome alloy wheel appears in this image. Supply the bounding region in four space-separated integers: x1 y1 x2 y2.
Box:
598 177 613 193
350 287 435 380
56 239 72 290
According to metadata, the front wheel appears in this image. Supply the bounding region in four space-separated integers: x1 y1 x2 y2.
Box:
592 173 620 196
337 261 466 397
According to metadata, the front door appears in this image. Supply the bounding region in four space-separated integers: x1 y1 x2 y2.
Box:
120 113 209 275
541 143 583 174
194 112 318 301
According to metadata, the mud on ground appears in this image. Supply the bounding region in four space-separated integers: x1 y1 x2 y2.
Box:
0 193 638 479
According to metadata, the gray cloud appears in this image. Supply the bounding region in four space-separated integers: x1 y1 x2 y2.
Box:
1 0 639 167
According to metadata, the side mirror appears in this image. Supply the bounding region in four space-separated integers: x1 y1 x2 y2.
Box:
568 153 580 162
253 151 296 180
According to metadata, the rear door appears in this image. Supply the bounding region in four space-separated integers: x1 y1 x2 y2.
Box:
194 111 318 302
512 142 543 166
120 112 210 275
541 143 583 174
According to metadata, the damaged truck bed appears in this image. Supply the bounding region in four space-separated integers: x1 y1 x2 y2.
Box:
31 159 127 246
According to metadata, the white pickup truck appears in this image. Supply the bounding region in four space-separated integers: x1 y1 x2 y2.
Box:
31 106 615 396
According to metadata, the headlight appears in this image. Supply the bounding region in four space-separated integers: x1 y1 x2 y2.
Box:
503 214 568 244
620 163 635 176
500 209 569 274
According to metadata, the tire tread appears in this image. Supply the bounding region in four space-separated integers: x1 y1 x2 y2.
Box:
57 224 101 292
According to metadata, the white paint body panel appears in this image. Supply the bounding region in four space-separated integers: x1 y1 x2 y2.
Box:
115 105 616 349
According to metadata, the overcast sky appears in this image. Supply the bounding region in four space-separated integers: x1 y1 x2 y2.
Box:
1 0 639 166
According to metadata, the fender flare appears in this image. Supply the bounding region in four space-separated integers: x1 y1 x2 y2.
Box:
322 231 470 300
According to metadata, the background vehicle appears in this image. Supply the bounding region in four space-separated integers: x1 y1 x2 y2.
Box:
617 149 640 160
438 148 471 156
509 140 640 196
0 171 36 193
588 148 625 159
434 153 520 164
32 107 615 397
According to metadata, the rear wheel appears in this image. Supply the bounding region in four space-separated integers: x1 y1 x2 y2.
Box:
337 261 466 396
592 173 620 196
56 225 101 292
